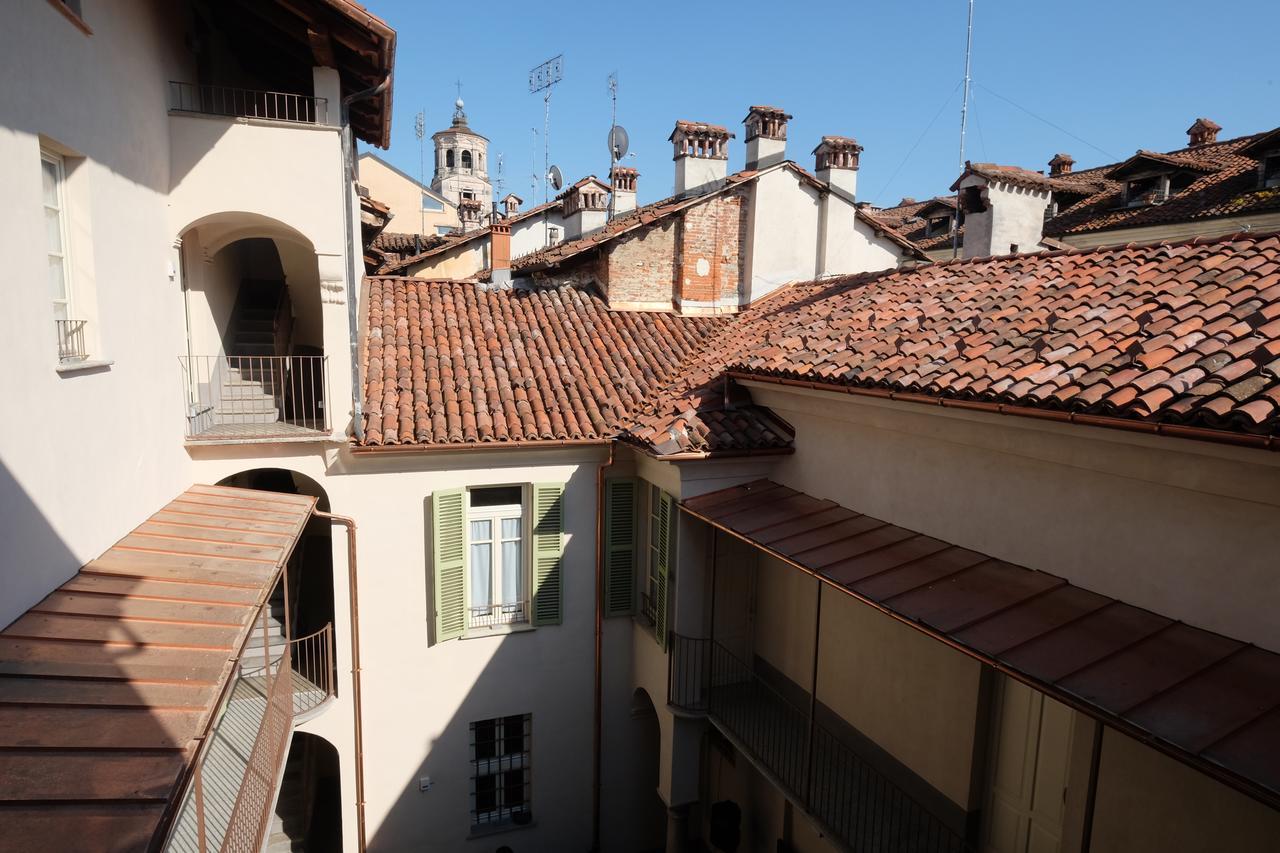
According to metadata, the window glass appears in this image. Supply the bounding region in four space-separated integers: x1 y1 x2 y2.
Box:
467 487 526 628
41 153 71 322
471 714 531 828
469 519 492 610
422 193 444 212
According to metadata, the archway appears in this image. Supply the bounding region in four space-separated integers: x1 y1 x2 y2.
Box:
630 688 668 853
271 732 344 852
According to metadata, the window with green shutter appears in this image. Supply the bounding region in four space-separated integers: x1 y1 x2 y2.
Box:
432 488 467 643
603 478 637 617
653 490 674 650
531 482 565 626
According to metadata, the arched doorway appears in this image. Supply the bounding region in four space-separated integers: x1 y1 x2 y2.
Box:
179 213 328 440
269 732 343 853
631 688 668 853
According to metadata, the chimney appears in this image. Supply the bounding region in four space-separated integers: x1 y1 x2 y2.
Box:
489 222 511 284
459 198 483 233
609 165 638 217
560 177 610 239
502 194 522 217
743 105 792 170
670 120 734 196
899 197 917 207
1048 153 1075 177
1187 118 1221 147
951 162 1051 259
813 136 863 201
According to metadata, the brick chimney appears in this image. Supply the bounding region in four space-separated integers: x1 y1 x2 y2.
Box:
670 120 734 196
609 165 638 218
813 136 862 201
459 198 483 233
1048 153 1075 177
1187 118 1221 147
490 222 511 284
743 105 792 170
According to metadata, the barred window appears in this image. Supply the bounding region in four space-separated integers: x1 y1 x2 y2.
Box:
470 714 531 829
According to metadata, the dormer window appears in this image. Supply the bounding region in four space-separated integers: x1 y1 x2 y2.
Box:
1263 153 1280 188
925 215 952 237
1124 174 1168 207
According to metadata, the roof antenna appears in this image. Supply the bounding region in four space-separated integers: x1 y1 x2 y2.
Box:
530 54 564 248
414 109 426 254
953 0 974 261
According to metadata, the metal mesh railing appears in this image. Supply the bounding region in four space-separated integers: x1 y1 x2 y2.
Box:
671 636 971 853
180 355 329 440
169 81 328 125
55 319 87 361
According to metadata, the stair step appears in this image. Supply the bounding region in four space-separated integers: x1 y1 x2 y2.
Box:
236 331 276 345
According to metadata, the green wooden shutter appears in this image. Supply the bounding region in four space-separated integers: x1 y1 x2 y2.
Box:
432 488 467 643
603 478 637 618
531 482 565 626
654 490 674 650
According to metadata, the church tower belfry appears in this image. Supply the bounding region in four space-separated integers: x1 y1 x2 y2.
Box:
431 98 492 215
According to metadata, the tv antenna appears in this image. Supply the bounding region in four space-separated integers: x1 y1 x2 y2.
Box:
529 54 564 246
414 109 426 251
954 0 974 259
494 153 505 218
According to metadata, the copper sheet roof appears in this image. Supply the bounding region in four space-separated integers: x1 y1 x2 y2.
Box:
0 485 315 851
682 479 1280 809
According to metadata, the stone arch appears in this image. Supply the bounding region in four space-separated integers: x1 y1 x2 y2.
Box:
461 149 473 169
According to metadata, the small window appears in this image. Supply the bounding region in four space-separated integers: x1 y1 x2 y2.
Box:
471 714 532 830
422 193 444 212
42 150 87 361
461 150 473 169
468 487 527 629
461 190 475 201
925 215 952 237
437 225 456 236
445 149 455 168
1261 153 1280 188
643 483 663 623
547 226 562 245
1124 174 1167 207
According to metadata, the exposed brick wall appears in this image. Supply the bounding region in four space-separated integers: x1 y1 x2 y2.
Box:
675 188 748 307
600 219 678 309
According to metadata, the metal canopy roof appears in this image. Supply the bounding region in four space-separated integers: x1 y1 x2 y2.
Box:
682 479 1280 811
0 484 316 852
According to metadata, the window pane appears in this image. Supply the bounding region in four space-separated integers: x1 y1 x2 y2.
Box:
42 159 59 206
45 208 63 254
475 774 497 812
469 520 492 609
501 715 526 755
471 485 523 508
48 256 67 302
501 537 522 604
502 770 526 808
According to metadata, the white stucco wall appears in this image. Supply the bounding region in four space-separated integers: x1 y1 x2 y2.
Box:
511 207 567 260
958 177 1051 258
0 0 196 627
744 168 822 303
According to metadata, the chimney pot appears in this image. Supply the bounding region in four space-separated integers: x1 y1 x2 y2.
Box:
1187 118 1221 147
743 105 792 170
609 165 639 217
670 120 734 195
1048 153 1075 177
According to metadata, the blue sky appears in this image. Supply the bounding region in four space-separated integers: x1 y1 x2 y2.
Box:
363 0 1278 209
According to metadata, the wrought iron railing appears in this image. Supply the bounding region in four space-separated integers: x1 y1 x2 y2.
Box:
169 81 328 125
55 318 88 361
290 623 336 716
468 600 528 629
670 635 970 853
180 355 329 440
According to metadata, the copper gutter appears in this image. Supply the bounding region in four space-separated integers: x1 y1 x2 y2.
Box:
591 442 616 852
727 371 1280 452
349 437 609 454
316 511 369 853
677 499 1280 812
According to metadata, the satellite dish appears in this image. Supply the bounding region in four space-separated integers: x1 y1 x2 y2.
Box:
608 125 630 161
547 165 563 191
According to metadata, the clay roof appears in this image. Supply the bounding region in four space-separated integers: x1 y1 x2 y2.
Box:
373 231 448 254
1105 149 1218 180
669 120 734 140
628 232 1280 455
357 278 728 447
0 485 315 851
684 479 1280 810
870 196 966 253
950 161 1099 194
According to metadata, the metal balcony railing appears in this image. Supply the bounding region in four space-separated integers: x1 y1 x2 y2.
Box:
169 81 329 125
669 635 971 853
290 623 336 717
180 355 329 440
55 318 88 361
468 600 528 629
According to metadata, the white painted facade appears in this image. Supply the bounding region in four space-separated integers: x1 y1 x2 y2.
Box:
957 175 1053 258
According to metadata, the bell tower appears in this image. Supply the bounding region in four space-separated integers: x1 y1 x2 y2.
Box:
431 98 493 212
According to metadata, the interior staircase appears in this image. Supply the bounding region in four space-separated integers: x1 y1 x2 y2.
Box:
214 280 288 429
264 745 311 853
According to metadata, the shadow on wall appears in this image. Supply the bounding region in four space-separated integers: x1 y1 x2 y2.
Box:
0 459 85 629
363 465 668 853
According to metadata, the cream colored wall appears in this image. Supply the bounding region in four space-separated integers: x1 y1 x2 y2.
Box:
745 168 822 303
188 443 608 853
1088 729 1280 853
748 382 1280 652
959 177 1050 258
357 153 459 234
406 237 490 280
751 554 818 687
0 0 196 627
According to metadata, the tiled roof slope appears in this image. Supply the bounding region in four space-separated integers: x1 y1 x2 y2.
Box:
1045 131 1280 236
373 231 448 254
629 233 1280 454
871 196 964 253
359 278 727 446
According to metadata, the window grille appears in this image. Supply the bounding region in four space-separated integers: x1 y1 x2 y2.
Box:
470 714 532 828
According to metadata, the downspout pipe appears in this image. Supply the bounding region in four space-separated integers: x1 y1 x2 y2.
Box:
339 76 390 444
592 441 617 852
316 511 368 853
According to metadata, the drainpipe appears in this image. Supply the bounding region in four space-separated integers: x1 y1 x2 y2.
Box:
316 511 368 853
339 77 389 443
592 441 617 853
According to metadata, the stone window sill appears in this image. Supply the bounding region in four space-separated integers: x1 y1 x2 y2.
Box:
461 622 536 641
56 358 113 376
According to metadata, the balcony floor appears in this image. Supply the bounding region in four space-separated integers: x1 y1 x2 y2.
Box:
187 420 328 441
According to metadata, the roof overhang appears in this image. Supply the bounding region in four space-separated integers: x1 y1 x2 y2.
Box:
0 485 317 850
1239 128 1280 160
682 479 1280 811
1105 150 1216 181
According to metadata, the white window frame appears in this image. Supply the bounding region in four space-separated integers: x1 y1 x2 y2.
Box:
466 487 530 630
42 150 73 324
643 482 662 625
470 714 532 830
